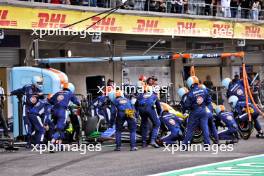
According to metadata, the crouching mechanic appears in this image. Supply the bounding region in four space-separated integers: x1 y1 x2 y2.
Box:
183 76 212 148
228 95 264 138
222 77 246 101
11 76 44 146
27 96 50 147
91 95 112 127
215 105 239 144
159 105 183 145
135 86 161 148
49 83 80 144
109 90 137 151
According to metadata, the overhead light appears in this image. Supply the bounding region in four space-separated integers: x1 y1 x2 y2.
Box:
67 50 72 57
159 40 166 44
104 40 111 45
31 49 35 57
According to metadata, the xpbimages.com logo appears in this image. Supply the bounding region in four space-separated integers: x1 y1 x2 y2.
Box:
97 84 172 95
31 28 102 39
163 142 234 155
31 142 102 154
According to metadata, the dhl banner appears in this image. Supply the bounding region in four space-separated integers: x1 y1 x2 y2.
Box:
0 5 264 40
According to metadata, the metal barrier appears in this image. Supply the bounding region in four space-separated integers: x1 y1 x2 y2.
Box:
24 1 264 21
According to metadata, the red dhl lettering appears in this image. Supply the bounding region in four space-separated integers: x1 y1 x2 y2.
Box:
0 10 17 27
133 19 163 33
32 13 68 28
0 10 7 20
174 22 197 35
245 26 261 38
90 17 121 32
177 22 196 29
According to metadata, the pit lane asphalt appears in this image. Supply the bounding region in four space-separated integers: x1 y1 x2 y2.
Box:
1 119 264 176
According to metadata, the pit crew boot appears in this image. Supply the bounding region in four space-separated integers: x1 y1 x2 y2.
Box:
130 147 138 151
114 147 121 151
256 131 264 138
142 142 148 148
150 142 160 148
226 139 238 144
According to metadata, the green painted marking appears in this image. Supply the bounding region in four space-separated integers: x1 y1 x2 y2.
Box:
152 154 264 176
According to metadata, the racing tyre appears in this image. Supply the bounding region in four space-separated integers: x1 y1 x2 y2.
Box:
237 120 254 140
84 115 98 137
192 127 203 143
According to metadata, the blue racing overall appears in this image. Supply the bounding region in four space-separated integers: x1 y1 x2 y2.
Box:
160 112 183 144
136 92 161 145
216 111 239 140
49 89 80 140
183 84 212 145
11 85 42 138
112 97 137 149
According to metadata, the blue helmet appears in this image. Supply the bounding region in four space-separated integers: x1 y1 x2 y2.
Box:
199 84 207 90
177 87 189 98
222 78 232 89
32 76 43 90
228 95 239 108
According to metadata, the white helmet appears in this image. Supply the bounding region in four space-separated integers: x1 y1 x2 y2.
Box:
63 82 75 93
215 105 225 115
108 90 124 102
186 76 199 88
177 87 189 98
68 83 75 93
199 84 207 90
108 91 116 102
32 76 43 90
228 95 239 108
131 97 137 105
222 78 232 89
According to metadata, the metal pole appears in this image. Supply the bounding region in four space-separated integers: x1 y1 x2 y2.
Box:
148 0 150 11
33 39 39 60
216 87 219 105
142 39 161 55
17 95 23 137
